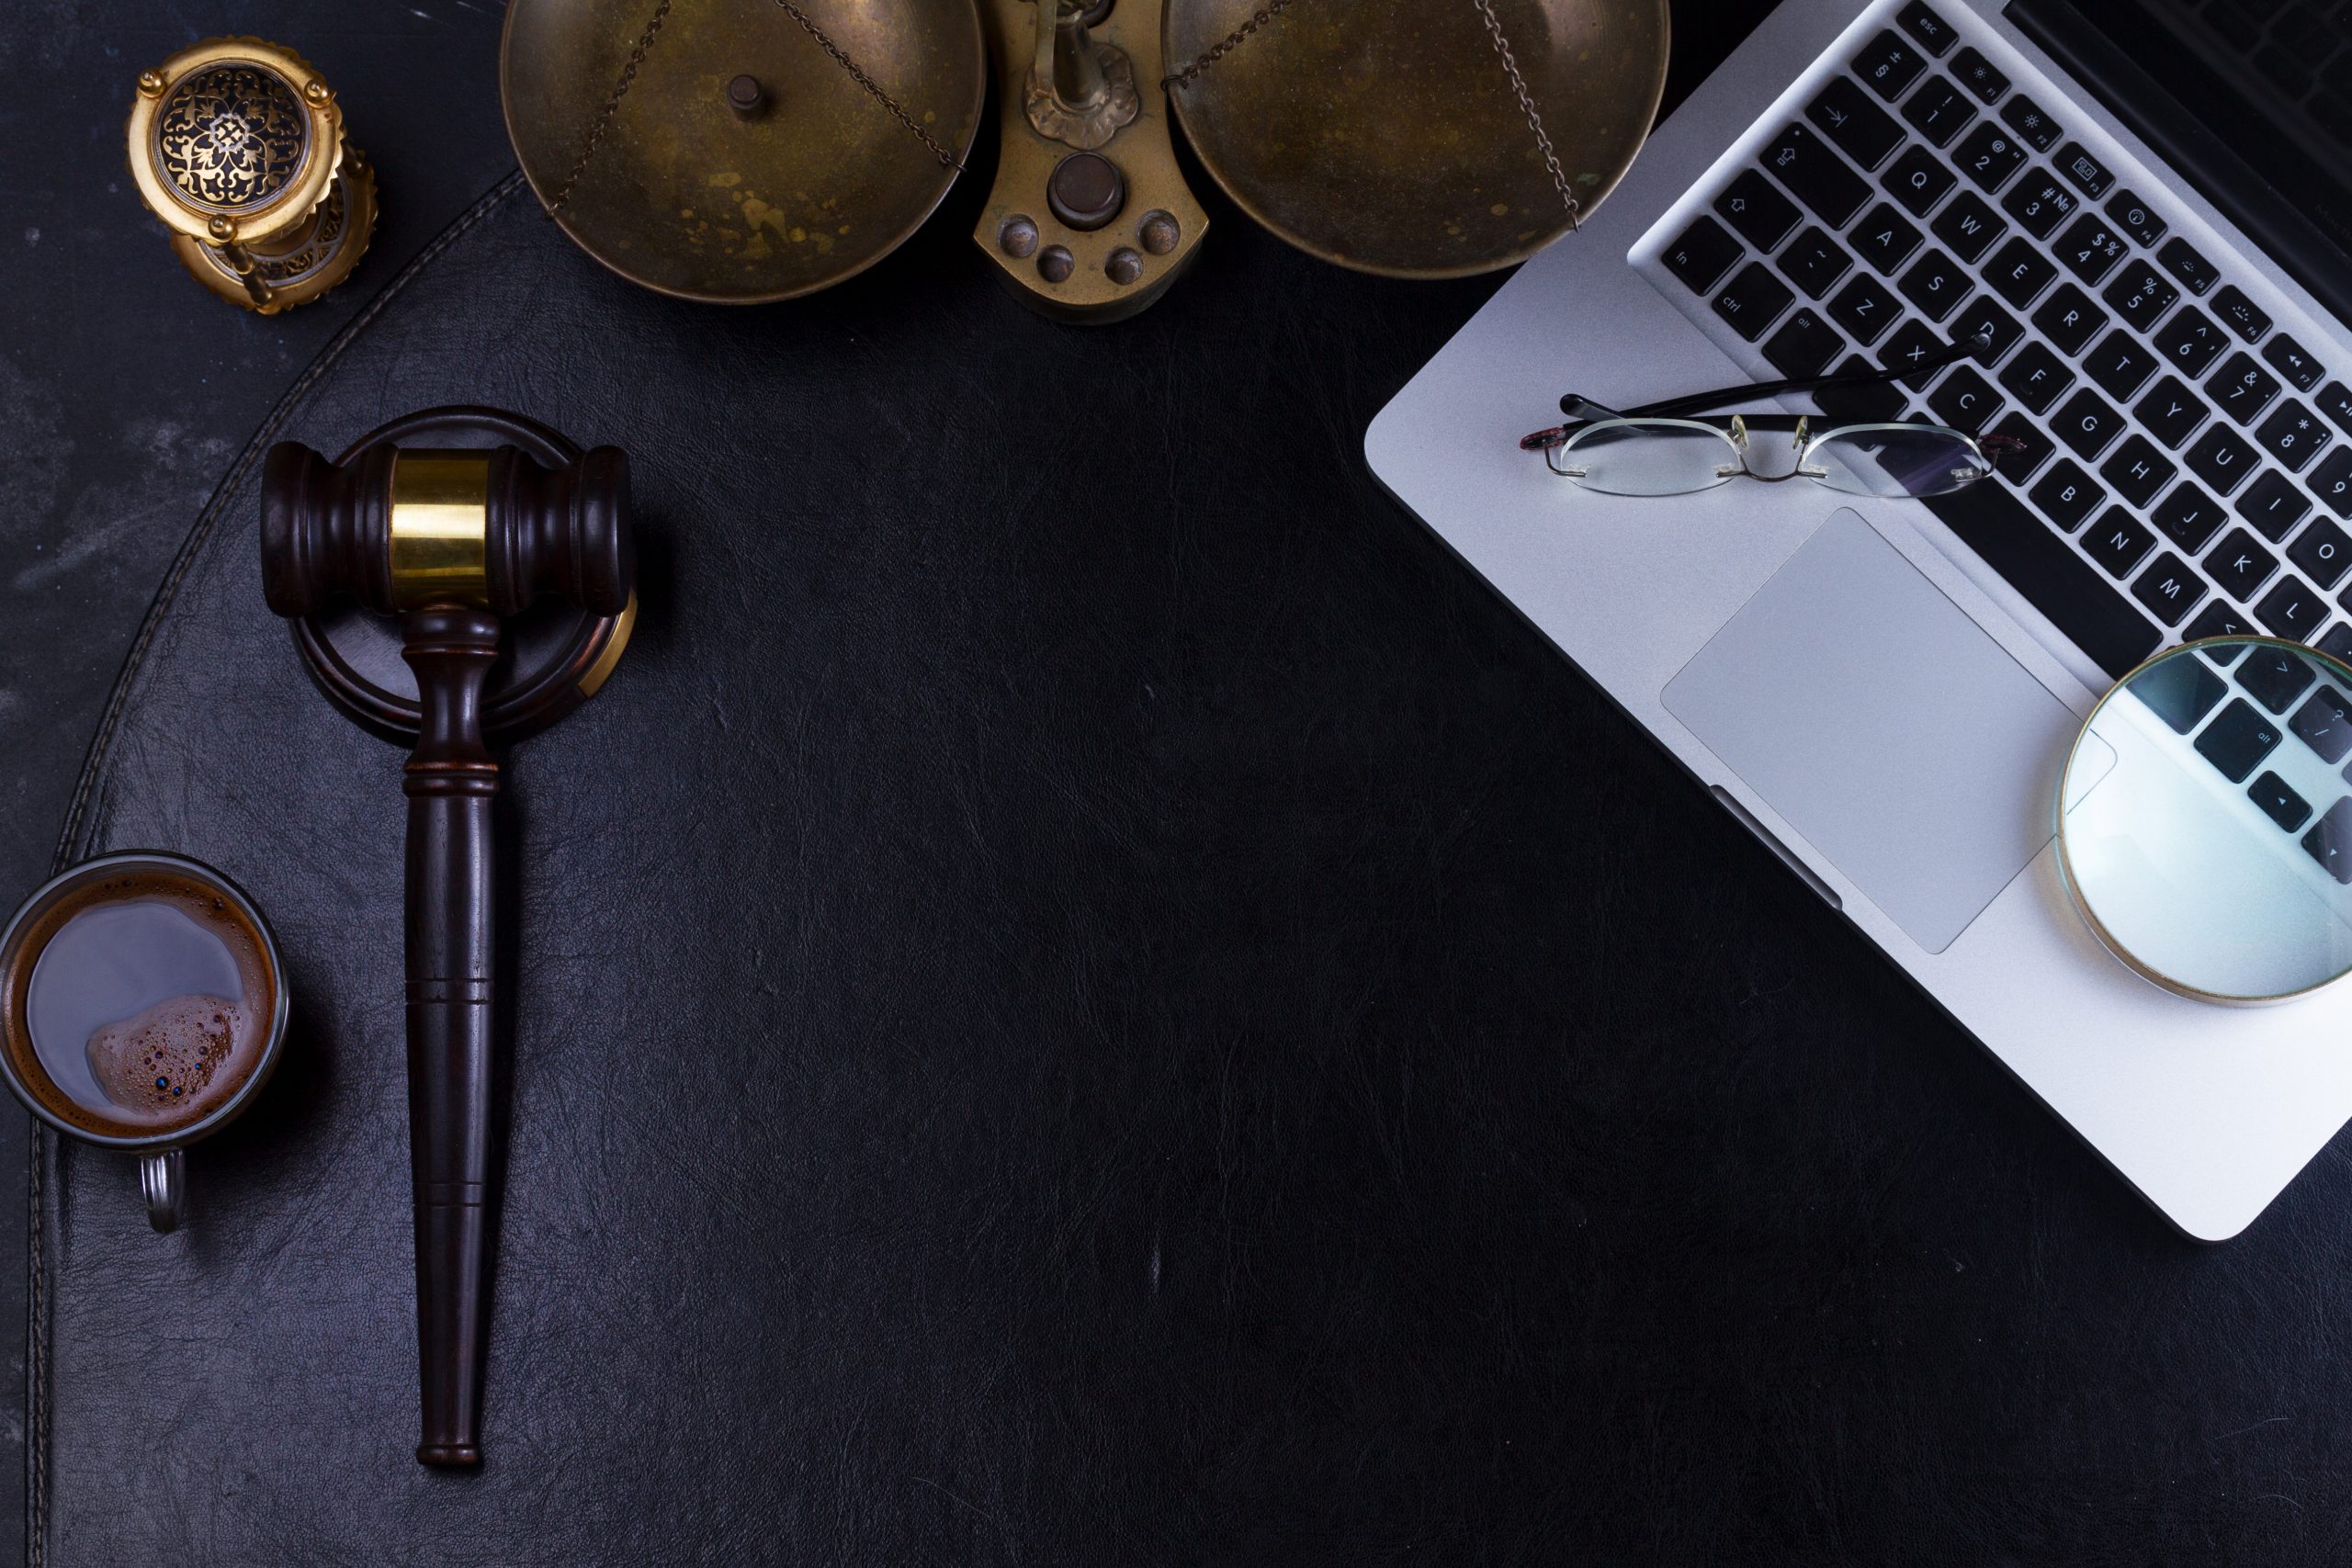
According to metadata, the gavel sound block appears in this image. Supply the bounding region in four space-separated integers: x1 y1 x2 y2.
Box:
260 408 635 1466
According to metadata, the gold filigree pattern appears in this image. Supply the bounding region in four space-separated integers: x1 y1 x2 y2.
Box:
155 62 307 211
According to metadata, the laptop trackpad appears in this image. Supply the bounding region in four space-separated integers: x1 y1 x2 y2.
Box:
1662 509 2081 953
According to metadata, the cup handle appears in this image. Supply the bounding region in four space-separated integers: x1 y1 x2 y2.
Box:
141 1148 185 1234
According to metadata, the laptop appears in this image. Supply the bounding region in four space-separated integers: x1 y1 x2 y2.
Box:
1365 0 2352 1240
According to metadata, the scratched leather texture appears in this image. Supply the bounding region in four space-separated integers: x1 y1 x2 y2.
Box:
37 173 2352 1568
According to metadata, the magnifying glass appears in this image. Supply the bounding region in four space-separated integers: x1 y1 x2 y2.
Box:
2059 637 2352 1004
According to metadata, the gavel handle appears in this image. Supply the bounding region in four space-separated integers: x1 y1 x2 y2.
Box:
400 606 501 1467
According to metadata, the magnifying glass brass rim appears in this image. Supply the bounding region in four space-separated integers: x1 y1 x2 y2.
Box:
2056 634 2352 1007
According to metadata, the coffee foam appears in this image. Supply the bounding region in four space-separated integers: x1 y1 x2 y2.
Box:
87 993 251 1124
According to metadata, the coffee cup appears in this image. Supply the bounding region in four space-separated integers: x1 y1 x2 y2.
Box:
0 852 289 1232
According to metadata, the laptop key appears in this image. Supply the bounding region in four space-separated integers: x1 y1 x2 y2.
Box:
1929 190 2007 262
2211 285 2273 344
2236 470 2312 542
1713 263 1794 341
1815 355 1910 425
2103 190 2166 248
1663 217 1744 293
1897 2 1959 56
1849 202 1926 273
1953 122 2025 190
2000 172 2077 238
2211 528 2283 604
2322 383 2352 439
2030 459 2106 531
1716 170 1802 251
2255 401 2324 472
2099 435 2176 508
2030 283 2108 355
2052 388 2126 459
1780 226 1854 299
1928 364 2002 430
2187 602 2255 649
2085 508 2155 577
1897 248 1969 320
2053 141 2115 198
2134 377 2211 449
2085 331 2159 400
2322 624 2352 664
2054 214 2128 285
1808 77 1906 171
2101 264 2178 334
2154 307 2228 378
2153 481 2227 552
1948 297 2023 362
1999 95 2063 153
2214 354 2282 425
1883 146 1956 217
2195 698 2282 783
2131 646 2226 728
1826 274 1903 344
1853 29 1928 101
2239 645 2313 711
2263 335 2324 394
2290 517 2352 590
2248 771 2313 833
1762 307 1846 378
2302 797 2352 885
2311 446 2352 517
1900 76 1976 147
1986 238 2059 309
1881 318 1956 389
2001 343 2074 412
1949 45 2009 104
2187 422 2260 493
2131 552 2210 626
2156 237 2220 296
1985 412 2047 479
2256 576 2329 641
2290 684 2352 763
1923 480 2160 677
1764 124 1871 226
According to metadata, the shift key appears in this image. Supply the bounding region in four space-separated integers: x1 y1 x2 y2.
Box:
1762 123 1871 226
1924 481 2161 677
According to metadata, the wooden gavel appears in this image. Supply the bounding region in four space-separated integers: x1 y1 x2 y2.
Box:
261 436 633 1465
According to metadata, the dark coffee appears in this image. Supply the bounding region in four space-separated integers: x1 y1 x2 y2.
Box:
4 867 276 1138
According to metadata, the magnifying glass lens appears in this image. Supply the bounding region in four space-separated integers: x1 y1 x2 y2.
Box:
2060 637 2352 1004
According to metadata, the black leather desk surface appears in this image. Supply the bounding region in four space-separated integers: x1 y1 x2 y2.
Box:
15 4 2352 1565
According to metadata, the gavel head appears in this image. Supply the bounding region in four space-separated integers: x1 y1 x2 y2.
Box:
261 441 633 620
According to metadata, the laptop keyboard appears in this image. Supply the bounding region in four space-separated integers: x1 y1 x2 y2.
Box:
1641 0 2352 684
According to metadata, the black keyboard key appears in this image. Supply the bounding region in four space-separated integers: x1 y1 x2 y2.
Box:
1662 216 1744 294
2054 214 2128 285
1954 122 2026 190
1948 297 2024 363
1854 29 1928 101
2242 650 2316 718
2153 481 2227 552
2053 141 2114 198
1764 124 1871 226
2187 602 2255 649
2263 334 2325 394
1929 190 2007 262
2237 470 2313 542
1762 306 1846 378
2084 331 2159 399
2322 623 2352 664
2099 435 2176 507
1898 2 1959 55
1950 45 2009 104
1901 76 1976 147
2195 698 2283 782
2154 307 2228 378
2290 684 2352 763
1808 77 1906 171
1924 480 2160 676
2211 528 2282 604
2256 575 2330 640
2030 459 2106 531
2135 377 2211 449
2249 771 2313 832
1826 274 1903 344
2132 552 2211 626
2030 282 2108 355
1985 412 2048 479
1897 248 1969 320
2311 447 2352 518
1780 226 1854 299
2304 797 2352 885
2103 190 2166 248
2130 647 2226 728
1714 263 1794 341
2001 171 2077 238
2188 422 2260 494
2211 285 2272 343
2100 263 2178 334
1883 146 1957 217
1849 202 1925 274
1716 170 1802 251
1881 318 1957 389
2001 95 2064 153
2293 517 2352 589
1815 355 1911 425
2001 342 2075 412
1986 238 2059 309
2323 383 2352 440
1928 364 2003 429
2052 388 2126 458
2085 507 2155 577
2213 353 2283 426
2156 237 2220 296
2256 401 2325 472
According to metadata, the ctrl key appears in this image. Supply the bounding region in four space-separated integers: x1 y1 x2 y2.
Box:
1713 262 1794 342
2301 796 2352 885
